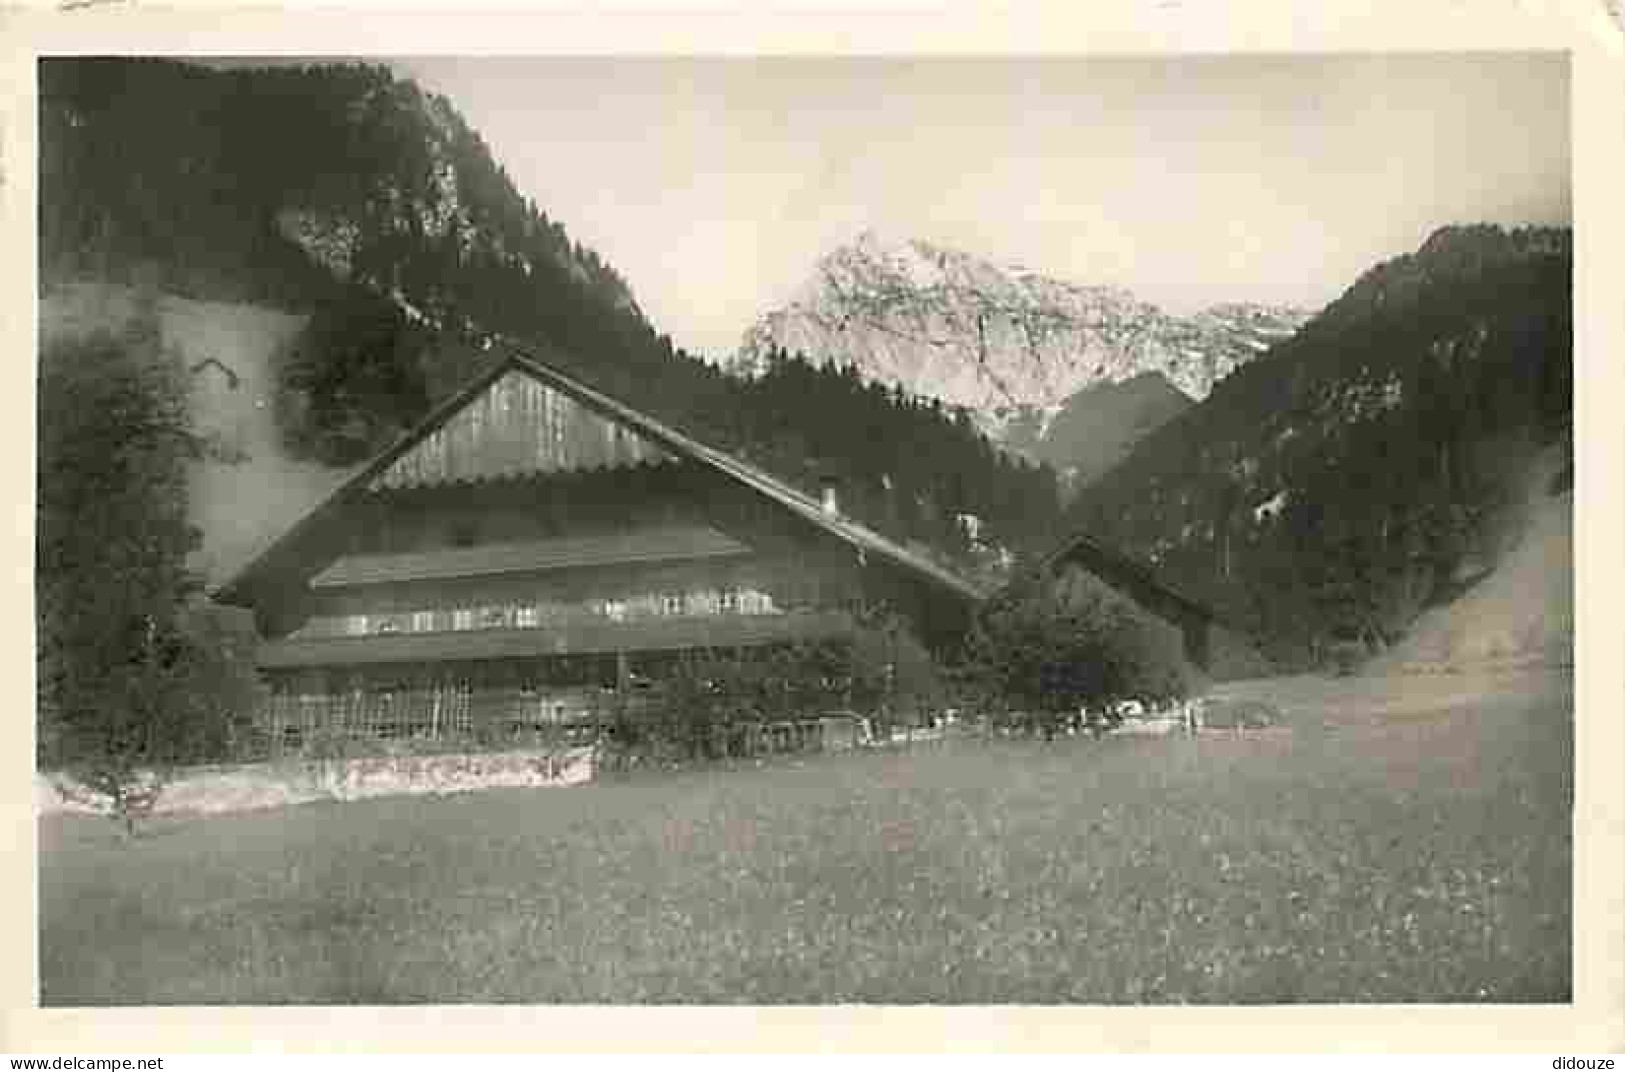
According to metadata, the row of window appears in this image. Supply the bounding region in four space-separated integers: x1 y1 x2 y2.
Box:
335 586 782 638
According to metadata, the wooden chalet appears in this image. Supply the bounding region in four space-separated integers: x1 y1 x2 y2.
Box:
212 343 985 754
1034 531 1222 673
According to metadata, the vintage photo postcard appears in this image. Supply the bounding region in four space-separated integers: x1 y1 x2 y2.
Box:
5 0 1622 1055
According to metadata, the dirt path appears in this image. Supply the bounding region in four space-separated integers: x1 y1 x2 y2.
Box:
1209 663 1573 733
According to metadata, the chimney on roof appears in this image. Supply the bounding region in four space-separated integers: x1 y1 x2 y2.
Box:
819 471 842 517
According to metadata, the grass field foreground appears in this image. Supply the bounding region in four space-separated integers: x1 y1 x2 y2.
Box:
38 668 1572 1004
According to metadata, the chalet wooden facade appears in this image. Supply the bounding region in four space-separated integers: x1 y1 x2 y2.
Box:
213 345 985 754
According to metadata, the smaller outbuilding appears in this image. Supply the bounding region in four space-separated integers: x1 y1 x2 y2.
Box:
1033 530 1225 674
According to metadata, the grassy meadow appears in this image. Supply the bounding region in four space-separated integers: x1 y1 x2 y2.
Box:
38 668 1571 1005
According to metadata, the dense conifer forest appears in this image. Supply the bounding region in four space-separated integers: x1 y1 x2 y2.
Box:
1068 225 1572 667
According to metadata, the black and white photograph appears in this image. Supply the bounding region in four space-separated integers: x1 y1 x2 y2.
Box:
16 5 1618 1041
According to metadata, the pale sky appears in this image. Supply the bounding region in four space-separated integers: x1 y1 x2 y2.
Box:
392 54 1570 361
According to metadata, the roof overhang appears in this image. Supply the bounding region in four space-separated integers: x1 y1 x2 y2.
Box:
215 342 989 611
310 526 751 589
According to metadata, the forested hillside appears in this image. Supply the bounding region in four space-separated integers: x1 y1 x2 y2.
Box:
1067 225 1572 668
1003 371 1194 495
40 58 1062 571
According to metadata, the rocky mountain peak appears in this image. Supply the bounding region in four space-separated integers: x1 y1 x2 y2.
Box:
731 234 1312 447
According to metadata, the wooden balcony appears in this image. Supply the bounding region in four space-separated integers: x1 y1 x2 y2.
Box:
257 608 857 668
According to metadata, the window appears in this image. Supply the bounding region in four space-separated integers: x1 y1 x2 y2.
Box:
603 599 627 622
452 608 474 632
450 679 474 735
482 605 510 629
375 616 402 635
720 587 739 614
412 610 436 633
517 604 539 628
345 614 368 636
543 390 559 434
661 593 684 616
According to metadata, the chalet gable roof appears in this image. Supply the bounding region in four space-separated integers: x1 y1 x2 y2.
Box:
214 340 987 607
368 365 677 489
311 526 751 589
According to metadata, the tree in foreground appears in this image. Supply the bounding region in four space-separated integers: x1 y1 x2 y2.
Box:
37 300 260 832
960 565 1198 736
846 606 947 737
624 609 946 763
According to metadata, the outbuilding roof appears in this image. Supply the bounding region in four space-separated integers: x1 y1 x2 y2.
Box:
1037 529 1224 625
